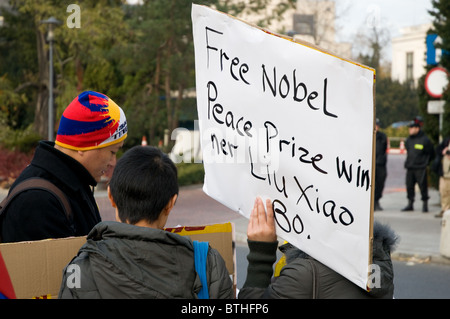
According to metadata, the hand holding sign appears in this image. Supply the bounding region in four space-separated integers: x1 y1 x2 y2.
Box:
247 197 277 243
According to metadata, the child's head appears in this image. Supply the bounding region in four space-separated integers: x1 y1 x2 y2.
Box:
108 146 179 226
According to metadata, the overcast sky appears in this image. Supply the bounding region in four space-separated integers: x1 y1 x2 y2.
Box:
336 0 434 40
334 0 434 60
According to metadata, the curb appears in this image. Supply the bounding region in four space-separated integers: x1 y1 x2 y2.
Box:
392 252 450 266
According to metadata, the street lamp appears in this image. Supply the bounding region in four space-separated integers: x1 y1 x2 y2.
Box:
41 17 62 141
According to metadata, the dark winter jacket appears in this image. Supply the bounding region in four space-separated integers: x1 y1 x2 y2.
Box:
376 131 388 166
238 222 398 299
58 221 234 299
432 137 450 177
1 141 101 242
404 130 435 169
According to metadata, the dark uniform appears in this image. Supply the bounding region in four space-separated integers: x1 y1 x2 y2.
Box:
375 120 388 211
402 118 435 212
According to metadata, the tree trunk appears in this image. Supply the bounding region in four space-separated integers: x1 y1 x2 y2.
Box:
75 56 84 93
34 27 50 139
164 70 173 137
173 83 183 132
148 49 162 143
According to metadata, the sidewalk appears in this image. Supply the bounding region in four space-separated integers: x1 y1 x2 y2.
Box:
375 188 450 265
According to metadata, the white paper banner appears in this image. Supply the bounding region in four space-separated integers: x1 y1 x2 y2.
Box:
192 4 375 290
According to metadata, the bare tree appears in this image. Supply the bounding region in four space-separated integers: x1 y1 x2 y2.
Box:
353 14 391 75
293 0 352 58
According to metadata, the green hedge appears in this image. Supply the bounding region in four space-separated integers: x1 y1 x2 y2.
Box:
176 162 205 186
0 125 41 153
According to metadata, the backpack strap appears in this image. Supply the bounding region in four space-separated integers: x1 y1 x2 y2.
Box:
0 178 72 221
193 240 210 299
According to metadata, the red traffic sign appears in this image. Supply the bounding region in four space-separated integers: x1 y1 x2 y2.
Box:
425 67 449 98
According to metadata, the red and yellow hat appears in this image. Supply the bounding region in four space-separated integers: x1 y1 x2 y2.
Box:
55 91 127 151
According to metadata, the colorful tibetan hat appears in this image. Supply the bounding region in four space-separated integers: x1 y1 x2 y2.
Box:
55 91 127 151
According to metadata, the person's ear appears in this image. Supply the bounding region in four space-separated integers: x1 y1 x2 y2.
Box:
163 194 178 216
107 185 117 208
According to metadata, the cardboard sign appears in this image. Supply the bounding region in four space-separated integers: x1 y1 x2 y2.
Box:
192 4 376 290
0 223 235 298
0 236 87 299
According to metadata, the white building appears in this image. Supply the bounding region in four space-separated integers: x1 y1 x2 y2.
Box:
391 23 432 87
291 0 352 60
236 0 295 34
239 0 352 60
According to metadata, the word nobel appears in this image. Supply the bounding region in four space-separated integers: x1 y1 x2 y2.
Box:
262 65 338 118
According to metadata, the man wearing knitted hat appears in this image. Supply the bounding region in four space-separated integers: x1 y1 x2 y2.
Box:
0 91 128 243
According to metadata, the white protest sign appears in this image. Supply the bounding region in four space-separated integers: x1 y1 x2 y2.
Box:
192 4 375 290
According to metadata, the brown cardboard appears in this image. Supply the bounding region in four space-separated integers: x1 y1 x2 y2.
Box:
0 236 86 299
0 222 235 299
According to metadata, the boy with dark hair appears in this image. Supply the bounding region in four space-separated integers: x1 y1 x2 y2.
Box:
108 145 179 227
59 146 233 299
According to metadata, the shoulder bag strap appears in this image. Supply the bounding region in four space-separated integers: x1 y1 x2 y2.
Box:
0 178 72 220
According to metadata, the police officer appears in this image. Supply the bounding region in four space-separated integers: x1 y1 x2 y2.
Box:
375 118 388 211
402 116 435 212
